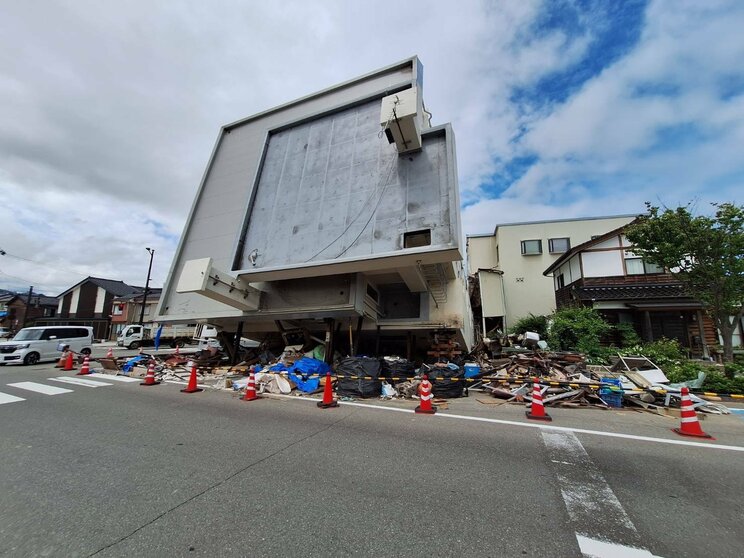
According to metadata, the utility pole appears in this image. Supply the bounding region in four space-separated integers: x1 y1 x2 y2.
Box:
139 248 154 326
23 286 33 328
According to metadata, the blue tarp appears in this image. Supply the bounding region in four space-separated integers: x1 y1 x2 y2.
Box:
122 355 148 373
287 357 330 393
153 324 163 351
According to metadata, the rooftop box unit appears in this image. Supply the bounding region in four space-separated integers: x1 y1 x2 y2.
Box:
380 87 421 154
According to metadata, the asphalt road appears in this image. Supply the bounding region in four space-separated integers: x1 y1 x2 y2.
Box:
1 359 743 557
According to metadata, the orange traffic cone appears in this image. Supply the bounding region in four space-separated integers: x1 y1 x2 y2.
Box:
414 375 437 414
242 371 261 401
77 355 91 376
181 362 203 393
317 371 339 408
63 351 76 371
106 347 114 358
140 362 160 386
526 380 552 421
55 350 68 368
673 387 714 439
174 344 180 356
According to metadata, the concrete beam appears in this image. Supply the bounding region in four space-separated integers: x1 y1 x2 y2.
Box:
176 258 261 311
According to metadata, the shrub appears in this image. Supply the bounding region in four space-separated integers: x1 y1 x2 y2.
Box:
548 307 612 358
509 313 549 339
614 322 641 347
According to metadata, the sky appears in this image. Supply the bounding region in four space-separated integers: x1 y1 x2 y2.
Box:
1 0 742 295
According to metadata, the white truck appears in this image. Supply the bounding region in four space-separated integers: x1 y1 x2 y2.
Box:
117 324 217 350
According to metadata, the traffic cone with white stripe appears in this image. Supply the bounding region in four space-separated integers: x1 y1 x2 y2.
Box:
415 375 437 414
242 370 260 401
317 371 338 408
181 361 203 393
526 380 552 421
673 386 714 439
140 361 160 386
63 351 76 371
77 355 91 375
106 347 114 358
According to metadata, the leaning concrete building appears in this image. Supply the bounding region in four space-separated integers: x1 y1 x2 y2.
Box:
157 57 472 360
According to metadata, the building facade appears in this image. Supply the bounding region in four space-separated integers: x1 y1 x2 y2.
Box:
35 277 141 340
0 293 58 334
157 57 473 359
543 225 743 357
467 215 636 335
110 289 161 339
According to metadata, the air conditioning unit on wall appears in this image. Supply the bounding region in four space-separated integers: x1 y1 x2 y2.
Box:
380 87 422 154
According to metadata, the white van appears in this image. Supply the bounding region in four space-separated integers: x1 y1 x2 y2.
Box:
0 326 94 366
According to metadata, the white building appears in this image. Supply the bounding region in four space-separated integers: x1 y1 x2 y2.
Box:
157 57 472 360
467 215 636 335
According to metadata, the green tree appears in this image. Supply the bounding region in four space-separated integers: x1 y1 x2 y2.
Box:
625 202 744 364
548 307 612 357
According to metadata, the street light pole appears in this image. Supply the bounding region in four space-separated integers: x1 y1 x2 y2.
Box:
139 247 154 326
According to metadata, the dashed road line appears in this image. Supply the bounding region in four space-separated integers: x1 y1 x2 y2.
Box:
49 377 113 387
542 431 661 556
0 391 26 405
6 382 73 395
87 373 141 383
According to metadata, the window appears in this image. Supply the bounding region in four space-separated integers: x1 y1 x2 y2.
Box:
556 274 565 289
113 304 124 316
520 239 542 255
548 237 570 254
625 255 664 275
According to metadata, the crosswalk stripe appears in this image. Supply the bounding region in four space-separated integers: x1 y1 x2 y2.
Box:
7 382 73 395
0 391 26 405
87 373 141 383
49 377 113 387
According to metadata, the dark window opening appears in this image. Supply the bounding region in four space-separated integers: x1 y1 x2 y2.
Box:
404 229 431 249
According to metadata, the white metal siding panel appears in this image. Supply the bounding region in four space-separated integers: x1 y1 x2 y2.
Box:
70 287 80 315
94 287 106 314
479 271 505 317
582 251 624 277
569 255 581 283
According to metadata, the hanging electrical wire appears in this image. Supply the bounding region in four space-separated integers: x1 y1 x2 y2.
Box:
304 144 399 263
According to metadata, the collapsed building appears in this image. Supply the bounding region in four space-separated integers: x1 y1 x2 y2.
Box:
156 57 473 362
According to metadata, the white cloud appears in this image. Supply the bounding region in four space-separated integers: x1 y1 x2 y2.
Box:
0 0 741 294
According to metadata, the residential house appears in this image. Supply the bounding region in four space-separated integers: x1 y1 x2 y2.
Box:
542 224 744 357
35 277 141 340
0 293 58 334
156 56 473 360
110 288 161 339
467 214 636 335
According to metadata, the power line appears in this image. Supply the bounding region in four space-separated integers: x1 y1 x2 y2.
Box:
0 249 86 277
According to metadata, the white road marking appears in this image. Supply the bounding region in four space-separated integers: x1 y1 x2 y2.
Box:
543 431 662 557
49 377 113 387
576 534 660 557
265 394 744 453
7 382 73 395
87 373 141 383
0 391 26 405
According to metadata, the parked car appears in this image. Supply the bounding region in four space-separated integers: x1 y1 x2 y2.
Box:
0 326 93 365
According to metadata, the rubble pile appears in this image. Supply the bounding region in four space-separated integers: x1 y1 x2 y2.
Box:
90 340 731 417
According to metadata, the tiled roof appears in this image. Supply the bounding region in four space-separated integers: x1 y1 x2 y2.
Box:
573 283 692 301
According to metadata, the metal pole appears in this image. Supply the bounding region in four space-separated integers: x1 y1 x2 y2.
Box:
139 248 154 325
23 286 33 328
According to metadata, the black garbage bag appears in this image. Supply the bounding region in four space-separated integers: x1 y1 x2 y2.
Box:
336 357 382 398
427 365 464 398
381 358 416 384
